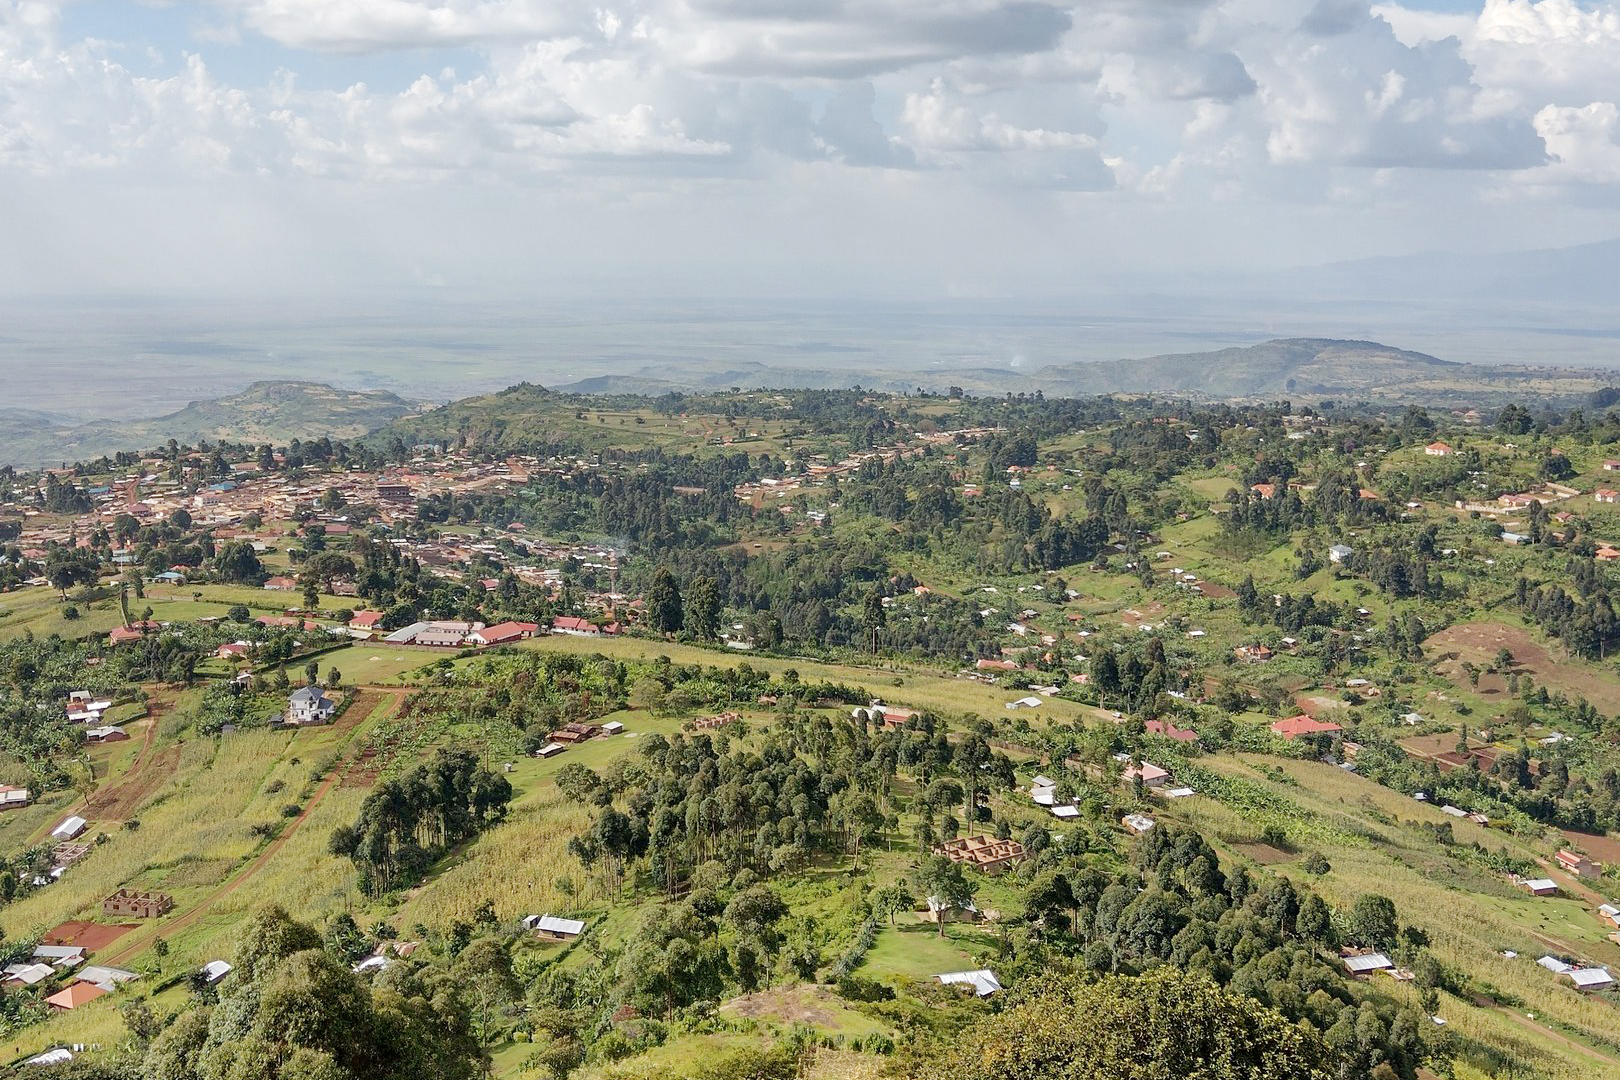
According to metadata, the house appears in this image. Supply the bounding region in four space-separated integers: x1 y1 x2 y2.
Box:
200 960 232 984
975 658 1018 672
1424 441 1454 456
1556 850 1602 879
935 835 1026 873
1006 696 1043 710
215 641 251 659
107 621 161 644
1344 952 1394 976
924 895 982 924
1250 482 1276 499
348 611 386 631
51 816 87 841
535 742 566 758
0 785 31 810
1271 715 1343 740
1235 644 1273 663
353 956 391 975
1596 489 1619 504
1328 543 1354 564
468 621 539 647
286 686 336 725
1121 813 1156 835
45 981 107 1010
102 889 174 918
1520 878 1559 896
85 726 128 743
936 969 1002 997
4 963 56 987
1049 804 1081 819
263 575 298 590
1564 967 1614 991
1122 762 1170 788
522 914 585 940
1606 460 1620 472
33 945 86 967
549 722 601 744
601 721 625 736
1597 903 1620 930
551 616 600 636
1145 719 1197 742
76 965 138 992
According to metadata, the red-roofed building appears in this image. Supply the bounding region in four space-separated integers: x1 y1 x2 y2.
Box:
1145 720 1198 742
46 981 107 1010
468 621 539 647
975 658 1018 672
1425 441 1454 456
215 642 251 659
348 611 385 630
263 576 297 590
1555 849 1602 879
107 621 160 645
551 616 600 636
1271 715 1343 740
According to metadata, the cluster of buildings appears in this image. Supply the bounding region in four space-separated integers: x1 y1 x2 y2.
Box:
934 835 1026 874
730 426 999 510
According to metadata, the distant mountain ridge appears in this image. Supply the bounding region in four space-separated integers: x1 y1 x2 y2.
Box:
546 337 1617 404
2 381 418 468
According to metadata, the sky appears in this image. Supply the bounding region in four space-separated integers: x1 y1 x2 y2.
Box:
4 0 1620 299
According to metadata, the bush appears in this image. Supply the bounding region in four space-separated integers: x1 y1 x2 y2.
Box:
281 803 303 818
835 974 894 1002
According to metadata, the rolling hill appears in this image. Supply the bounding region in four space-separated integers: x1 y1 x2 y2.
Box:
2 381 418 468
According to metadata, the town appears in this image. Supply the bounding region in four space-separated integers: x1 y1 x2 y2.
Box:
0 385 1618 1080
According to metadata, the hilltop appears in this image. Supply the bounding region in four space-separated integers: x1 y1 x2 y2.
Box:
2 381 418 467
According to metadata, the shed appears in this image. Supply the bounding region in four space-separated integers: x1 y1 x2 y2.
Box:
936 969 1002 996
523 914 585 939
51 816 87 841
1344 953 1394 975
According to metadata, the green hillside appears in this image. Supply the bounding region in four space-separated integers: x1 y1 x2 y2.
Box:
3 381 418 467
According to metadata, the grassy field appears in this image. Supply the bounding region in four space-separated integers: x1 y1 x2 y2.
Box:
505 634 1098 727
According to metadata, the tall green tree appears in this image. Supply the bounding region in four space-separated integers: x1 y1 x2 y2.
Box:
647 568 684 634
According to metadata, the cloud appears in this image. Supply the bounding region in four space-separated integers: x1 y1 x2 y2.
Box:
655 0 1073 79
232 0 596 54
1244 3 1548 170
9 0 1620 298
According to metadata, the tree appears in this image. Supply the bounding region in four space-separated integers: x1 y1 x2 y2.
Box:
915 854 977 937
924 967 1337 1080
301 552 357 594
724 885 788 990
1347 894 1399 951
647 568 684 633
686 576 722 640
862 589 887 654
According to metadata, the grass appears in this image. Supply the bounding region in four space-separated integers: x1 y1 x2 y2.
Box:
860 920 1001 984
505 635 1097 727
